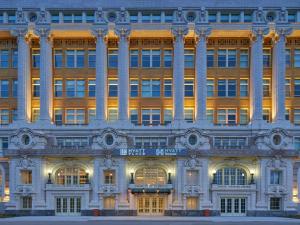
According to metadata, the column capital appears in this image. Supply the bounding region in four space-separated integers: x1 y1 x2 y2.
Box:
34 27 53 42
171 25 188 42
91 27 108 39
250 26 269 42
273 26 293 42
115 25 131 40
195 26 211 41
10 28 32 43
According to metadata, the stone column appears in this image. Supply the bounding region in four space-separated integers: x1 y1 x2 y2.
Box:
195 27 211 124
92 28 108 122
115 27 131 123
272 27 292 124
11 29 31 123
171 26 188 124
90 158 100 208
36 28 53 123
250 27 268 124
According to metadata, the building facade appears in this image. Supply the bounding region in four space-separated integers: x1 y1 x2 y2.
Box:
0 0 299 217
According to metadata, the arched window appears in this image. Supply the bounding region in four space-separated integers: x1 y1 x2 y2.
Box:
55 167 87 185
215 167 247 185
135 167 167 186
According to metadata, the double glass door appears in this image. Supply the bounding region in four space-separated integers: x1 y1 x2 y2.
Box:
220 197 246 216
137 195 164 215
55 197 81 216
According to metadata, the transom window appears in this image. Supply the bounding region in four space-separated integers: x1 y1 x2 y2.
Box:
55 167 87 185
214 137 247 149
135 167 167 186
217 109 236 125
65 109 85 124
56 137 89 148
215 167 247 185
135 137 167 148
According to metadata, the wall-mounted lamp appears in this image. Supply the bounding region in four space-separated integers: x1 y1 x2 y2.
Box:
86 173 90 184
212 173 217 184
130 172 134 184
47 173 52 184
168 172 172 184
250 173 255 184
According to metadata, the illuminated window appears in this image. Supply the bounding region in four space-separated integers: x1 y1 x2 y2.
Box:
32 109 40 122
164 49 172 68
104 197 115 209
66 80 85 97
130 49 139 67
0 109 9 125
186 197 198 210
108 80 118 97
0 80 9 97
108 108 118 122
65 109 85 124
285 79 291 97
217 109 236 125
184 108 194 123
130 109 138 125
108 49 118 68
32 49 40 68
20 170 32 184
263 79 271 97
55 167 87 185
263 49 272 68
54 49 63 68
142 79 160 97
184 49 194 68
104 170 115 184
142 109 160 126
135 167 167 185
215 167 246 185
240 49 249 68
88 80 96 97
240 79 248 97
164 109 172 125
0 50 9 68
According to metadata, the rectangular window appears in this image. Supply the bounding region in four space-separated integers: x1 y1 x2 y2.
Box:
186 170 199 185
21 197 32 209
207 49 214 67
164 12 173 23
184 49 194 68
142 49 160 68
130 109 138 125
184 108 194 123
184 79 194 97
88 80 96 97
285 79 291 97
108 49 118 68
217 109 236 125
0 109 9 125
294 109 300 125
12 80 17 97
218 49 236 67
32 79 40 97
164 109 172 125
66 49 84 68
74 12 82 23
244 13 252 22
270 170 282 185
108 108 118 122
263 109 270 123
288 13 296 22
51 12 60 23
88 108 96 123
263 79 271 97
54 109 63 125
32 109 40 122
240 49 249 68
104 197 115 209
21 170 32 184
130 49 139 68
206 109 214 123
240 109 248 125
0 137 8 150
54 79 63 97
240 79 248 97
207 79 214 97
104 170 116 184
164 79 172 97
220 13 229 22
130 12 138 23
270 197 281 211
218 79 236 97
130 80 138 97
294 79 300 96
208 13 217 22
108 80 118 97
88 50 96 68
294 137 300 150
12 109 17 122
263 49 271 68
142 109 160 126
295 49 300 68
54 49 63 68
231 13 240 22
164 49 172 68
142 79 160 97
66 80 85 97
286 49 291 67
0 80 9 97
285 109 290 121
12 49 18 68
65 109 85 124
0 50 9 68
7 13 16 23
63 13 72 23
86 12 95 23
32 49 40 68
186 197 198 210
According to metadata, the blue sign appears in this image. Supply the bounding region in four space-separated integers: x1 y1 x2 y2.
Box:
114 148 187 157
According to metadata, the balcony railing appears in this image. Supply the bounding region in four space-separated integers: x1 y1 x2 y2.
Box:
211 184 256 191
45 183 91 191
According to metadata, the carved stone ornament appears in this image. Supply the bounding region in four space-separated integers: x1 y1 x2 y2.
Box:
175 7 185 23
10 128 48 150
254 128 293 151
118 7 129 23
177 128 210 150
278 7 287 23
95 8 106 24
92 128 127 150
37 9 48 24
101 153 118 168
255 7 266 23
16 8 26 24
16 185 33 197
184 153 201 169
267 156 287 169
198 7 208 23
17 155 36 169
268 185 288 197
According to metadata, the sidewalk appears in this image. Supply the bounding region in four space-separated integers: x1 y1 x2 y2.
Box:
0 216 299 223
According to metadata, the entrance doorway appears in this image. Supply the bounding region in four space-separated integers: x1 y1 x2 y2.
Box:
137 195 165 216
55 197 81 216
220 197 246 216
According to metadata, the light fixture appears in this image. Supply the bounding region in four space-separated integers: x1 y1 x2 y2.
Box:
212 173 217 184
130 172 134 184
168 172 172 184
86 173 90 184
47 173 52 184
250 173 255 184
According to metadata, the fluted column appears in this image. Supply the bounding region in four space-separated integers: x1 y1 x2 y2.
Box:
11 29 31 123
36 28 53 123
195 27 211 123
92 28 108 122
115 27 131 122
272 27 292 123
250 27 268 124
172 26 188 123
